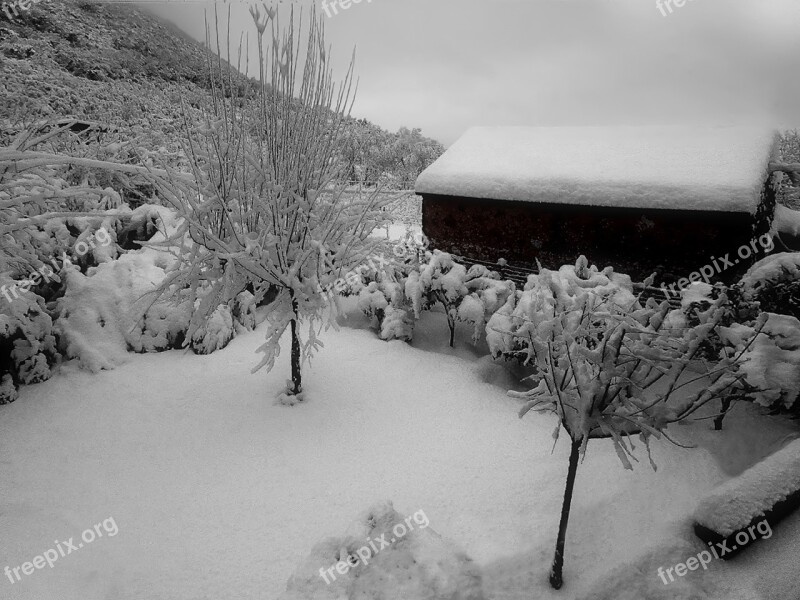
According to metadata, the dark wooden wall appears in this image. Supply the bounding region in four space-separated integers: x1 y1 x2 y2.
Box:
420 192 774 283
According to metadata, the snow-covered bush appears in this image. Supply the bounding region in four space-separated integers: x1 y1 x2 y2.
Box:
231 290 257 331
0 119 176 280
190 304 234 355
457 265 515 345
719 313 800 414
280 501 485 600
357 280 415 341
0 275 59 403
739 252 800 320
669 282 760 368
486 256 636 362
406 250 469 347
53 252 192 372
498 256 761 589
351 249 511 346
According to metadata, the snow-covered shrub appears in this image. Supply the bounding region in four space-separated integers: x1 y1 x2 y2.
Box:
231 290 257 331
352 250 507 346
116 203 177 250
719 313 800 414
357 281 390 321
671 282 760 365
379 305 416 342
486 256 636 362
406 250 469 347
457 265 515 345
739 252 800 320
53 252 192 372
499 256 760 589
0 275 59 401
0 119 163 280
0 374 17 405
356 277 416 342
280 501 485 600
190 304 234 355
1 211 122 304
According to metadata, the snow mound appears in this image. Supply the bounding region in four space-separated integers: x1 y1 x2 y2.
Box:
416 126 779 213
693 438 800 537
54 252 190 372
280 501 485 600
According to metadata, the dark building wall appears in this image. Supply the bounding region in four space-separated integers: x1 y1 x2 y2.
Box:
420 191 775 283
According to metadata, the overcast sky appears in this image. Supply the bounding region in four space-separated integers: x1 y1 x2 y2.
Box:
144 0 800 146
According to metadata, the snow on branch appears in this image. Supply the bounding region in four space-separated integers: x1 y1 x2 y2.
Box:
769 161 800 185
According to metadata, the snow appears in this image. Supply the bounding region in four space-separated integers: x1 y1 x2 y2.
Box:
739 252 800 300
680 282 714 309
774 204 800 237
190 303 234 355
280 501 485 600
485 259 636 360
693 439 800 537
2 305 799 600
720 313 800 411
54 251 191 372
415 126 780 213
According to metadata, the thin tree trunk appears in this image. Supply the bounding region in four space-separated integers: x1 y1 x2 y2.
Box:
289 293 302 395
714 396 733 431
448 312 455 348
550 438 582 590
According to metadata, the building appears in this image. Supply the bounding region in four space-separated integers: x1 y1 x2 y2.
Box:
415 126 780 282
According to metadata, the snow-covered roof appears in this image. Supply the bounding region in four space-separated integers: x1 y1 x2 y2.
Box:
415 126 780 213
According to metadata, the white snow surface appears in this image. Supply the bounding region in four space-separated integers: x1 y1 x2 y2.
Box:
1 303 799 600
693 439 800 537
415 126 779 213
774 204 800 237
280 500 485 600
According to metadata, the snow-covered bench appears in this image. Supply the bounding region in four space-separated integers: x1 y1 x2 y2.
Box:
693 438 800 558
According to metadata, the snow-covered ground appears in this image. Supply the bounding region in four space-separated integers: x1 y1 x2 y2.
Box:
1 300 799 600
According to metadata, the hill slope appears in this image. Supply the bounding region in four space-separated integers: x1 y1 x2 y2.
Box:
0 1 443 185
